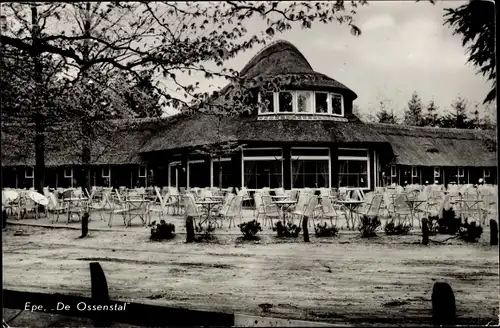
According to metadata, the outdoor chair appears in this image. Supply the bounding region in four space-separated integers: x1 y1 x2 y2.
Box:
392 193 412 226
423 194 449 220
290 192 311 224
147 187 168 225
218 195 243 228
87 191 109 221
254 193 280 227
457 192 482 223
18 192 39 220
48 193 69 223
183 194 205 227
296 195 319 228
107 190 130 227
317 196 345 227
356 194 384 227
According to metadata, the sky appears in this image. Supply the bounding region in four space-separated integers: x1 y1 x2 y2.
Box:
164 0 494 119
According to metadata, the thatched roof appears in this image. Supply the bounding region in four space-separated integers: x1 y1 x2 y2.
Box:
368 123 497 167
2 116 497 168
209 40 358 104
1 119 155 166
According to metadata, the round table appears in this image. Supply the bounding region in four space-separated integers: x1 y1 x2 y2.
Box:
196 200 223 226
336 200 364 230
273 200 297 224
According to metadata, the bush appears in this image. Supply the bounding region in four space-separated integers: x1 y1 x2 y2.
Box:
427 216 440 234
384 221 412 235
314 223 339 237
238 220 262 240
358 215 381 238
150 220 176 241
458 219 483 242
273 221 301 238
437 209 461 235
195 222 216 241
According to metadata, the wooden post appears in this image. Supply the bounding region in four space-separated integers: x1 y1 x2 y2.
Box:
302 216 310 242
490 219 498 246
186 217 195 243
432 282 456 326
2 209 7 229
80 212 89 238
89 262 111 327
421 218 429 245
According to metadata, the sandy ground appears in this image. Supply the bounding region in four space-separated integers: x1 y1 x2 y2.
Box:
2 217 498 327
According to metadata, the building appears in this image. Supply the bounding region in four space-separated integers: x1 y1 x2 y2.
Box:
1 40 497 190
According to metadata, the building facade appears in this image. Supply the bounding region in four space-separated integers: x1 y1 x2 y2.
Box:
1 41 497 190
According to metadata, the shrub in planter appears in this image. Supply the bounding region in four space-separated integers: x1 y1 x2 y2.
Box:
273 221 301 238
314 223 339 237
195 222 216 241
438 209 461 235
458 219 483 242
238 220 262 240
150 220 176 241
384 220 412 235
358 215 381 238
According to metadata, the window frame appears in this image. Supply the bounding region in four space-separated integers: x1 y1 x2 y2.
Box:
102 166 111 178
457 167 464 178
64 167 73 179
290 147 331 189
484 168 491 178
411 166 418 178
434 167 440 178
25 167 34 179
338 148 370 190
210 157 232 188
241 147 284 190
138 165 147 178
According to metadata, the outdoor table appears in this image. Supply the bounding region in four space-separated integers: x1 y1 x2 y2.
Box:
196 200 223 226
124 199 151 226
456 198 483 221
337 200 364 230
207 195 225 201
4 190 19 202
271 195 288 201
273 200 297 224
64 197 87 222
405 199 425 227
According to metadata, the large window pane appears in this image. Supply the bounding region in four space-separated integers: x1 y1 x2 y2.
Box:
169 165 178 187
261 92 274 113
297 91 313 113
331 94 342 115
243 160 282 189
292 160 329 188
338 160 368 188
278 92 293 113
315 92 328 113
213 161 233 188
189 162 206 188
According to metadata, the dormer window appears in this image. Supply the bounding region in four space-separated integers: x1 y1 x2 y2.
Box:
278 92 293 113
315 92 328 113
297 91 313 113
259 90 344 117
331 94 343 116
261 92 274 113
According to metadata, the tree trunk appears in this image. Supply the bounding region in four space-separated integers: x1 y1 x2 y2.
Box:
302 216 310 242
32 4 45 194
